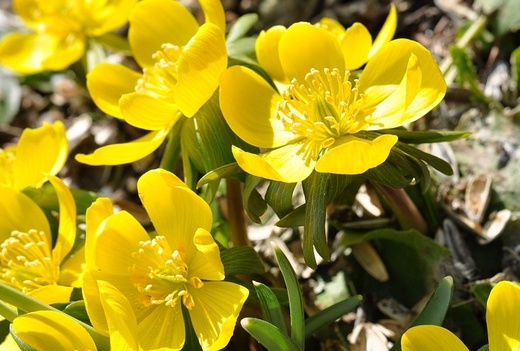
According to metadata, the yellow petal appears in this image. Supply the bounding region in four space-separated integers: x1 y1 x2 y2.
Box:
12 311 96 351
48 175 76 263
189 282 249 351
137 169 212 257
487 281 520 350
0 32 80 74
120 92 180 130
220 65 297 148
189 228 225 281
41 33 85 72
27 285 73 304
98 280 139 351
59 245 85 288
315 134 398 175
75 128 169 166
369 3 397 58
199 0 226 33
93 211 149 276
401 325 469 351
13 121 68 190
138 304 185 350
342 23 372 70
232 144 315 183
129 0 199 68
279 22 344 82
82 270 109 335
255 26 287 83
85 197 115 270
87 63 141 119
359 39 446 127
315 17 346 38
176 23 227 117
0 186 50 243
86 0 138 36
364 53 422 128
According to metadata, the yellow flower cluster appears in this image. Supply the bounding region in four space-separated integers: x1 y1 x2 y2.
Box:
3 0 512 350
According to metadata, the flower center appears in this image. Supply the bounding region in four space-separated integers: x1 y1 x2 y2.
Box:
0 230 59 293
131 236 202 310
276 68 374 164
135 43 183 102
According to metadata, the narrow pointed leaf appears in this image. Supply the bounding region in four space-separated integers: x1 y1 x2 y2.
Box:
302 172 330 268
265 181 296 218
243 175 267 223
220 246 266 275
254 281 288 335
227 13 259 43
241 318 300 351
305 295 362 338
273 243 305 349
390 276 454 351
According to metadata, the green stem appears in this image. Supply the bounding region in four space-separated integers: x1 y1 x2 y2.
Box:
0 300 17 322
440 14 488 82
0 283 110 351
226 178 249 247
159 117 184 171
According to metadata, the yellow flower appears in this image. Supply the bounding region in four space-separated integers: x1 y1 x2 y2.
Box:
75 0 227 166
256 4 397 83
220 23 446 183
0 0 137 74
10 310 96 351
0 175 83 304
0 121 68 190
83 169 249 350
402 281 520 350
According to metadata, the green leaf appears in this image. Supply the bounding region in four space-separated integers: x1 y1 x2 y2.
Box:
227 37 257 62
379 129 471 144
396 142 454 176
241 318 301 351
364 160 413 188
243 175 267 223
342 229 450 307
221 246 266 275
61 301 90 325
265 181 296 219
305 295 362 339
450 46 491 104
276 205 306 228
511 46 520 93
197 163 242 188
181 306 203 351
469 282 494 307
22 183 98 215
390 276 454 351
341 229 449 262
302 172 330 268
227 13 259 43
181 92 256 181
477 345 490 351
254 281 288 335
410 276 453 326
0 68 22 125
273 243 305 349
94 33 132 55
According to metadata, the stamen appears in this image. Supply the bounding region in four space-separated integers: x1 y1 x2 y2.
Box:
134 43 184 101
131 235 204 310
0 230 59 292
275 68 375 165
